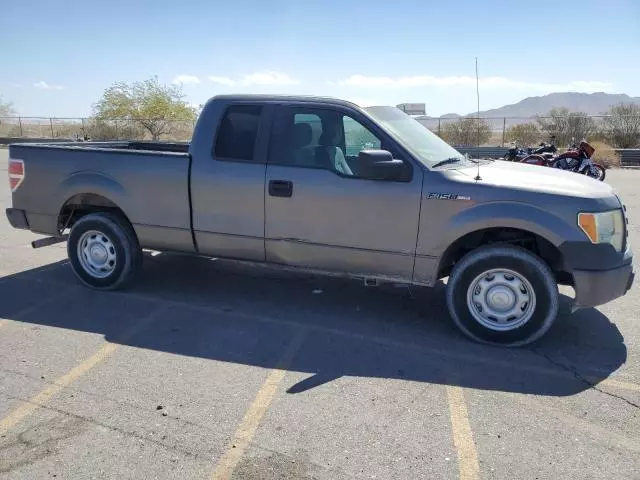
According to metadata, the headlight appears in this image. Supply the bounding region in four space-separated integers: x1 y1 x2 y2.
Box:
578 209 625 252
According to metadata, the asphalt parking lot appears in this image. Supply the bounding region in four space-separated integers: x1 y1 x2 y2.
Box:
1 148 639 480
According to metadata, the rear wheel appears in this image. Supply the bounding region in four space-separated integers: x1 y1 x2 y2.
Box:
446 245 559 346
68 212 142 290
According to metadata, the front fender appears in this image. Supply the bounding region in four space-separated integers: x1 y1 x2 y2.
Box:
427 201 582 258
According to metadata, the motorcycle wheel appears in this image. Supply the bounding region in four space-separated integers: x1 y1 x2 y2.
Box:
589 164 606 181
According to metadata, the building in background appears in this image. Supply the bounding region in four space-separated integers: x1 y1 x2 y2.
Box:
396 103 426 116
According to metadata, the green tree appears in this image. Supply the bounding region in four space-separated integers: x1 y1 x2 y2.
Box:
0 95 16 117
601 103 640 148
537 107 595 146
505 122 541 147
92 76 196 140
441 117 491 146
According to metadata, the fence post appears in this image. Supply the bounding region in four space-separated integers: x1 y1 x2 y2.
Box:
438 118 441 136
502 117 506 146
50 118 55 137
18 117 23 137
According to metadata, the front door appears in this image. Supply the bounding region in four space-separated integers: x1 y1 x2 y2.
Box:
264 105 423 281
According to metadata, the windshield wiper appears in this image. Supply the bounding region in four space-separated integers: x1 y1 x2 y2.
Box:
432 157 463 168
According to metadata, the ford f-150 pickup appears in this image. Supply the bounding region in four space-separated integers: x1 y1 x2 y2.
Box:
6 95 634 346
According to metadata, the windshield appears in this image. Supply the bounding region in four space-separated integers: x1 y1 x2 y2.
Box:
364 106 467 168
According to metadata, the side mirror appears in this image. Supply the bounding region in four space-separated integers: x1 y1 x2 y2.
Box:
357 149 410 181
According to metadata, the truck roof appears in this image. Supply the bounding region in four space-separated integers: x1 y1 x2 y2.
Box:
209 94 363 109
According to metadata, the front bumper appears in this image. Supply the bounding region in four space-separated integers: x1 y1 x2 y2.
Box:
572 262 635 310
5 208 30 230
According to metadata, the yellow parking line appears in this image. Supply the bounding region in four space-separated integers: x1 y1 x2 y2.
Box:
596 377 640 393
114 287 640 396
0 306 163 436
446 386 480 480
211 329 307 480
16 277 640 396
0 342 119 435
1 291 76 337
0 290 76 332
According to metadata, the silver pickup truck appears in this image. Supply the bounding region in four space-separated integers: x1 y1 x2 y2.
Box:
5 95 634 346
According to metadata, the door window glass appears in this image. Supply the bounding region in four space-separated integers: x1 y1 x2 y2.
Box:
214 105 263 161
269 107 400 180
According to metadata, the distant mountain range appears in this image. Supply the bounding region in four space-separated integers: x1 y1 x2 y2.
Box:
421 92 640 120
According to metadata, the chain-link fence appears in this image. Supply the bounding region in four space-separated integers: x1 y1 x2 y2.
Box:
418 114 640 148
0 117 196 142
1 114 639 148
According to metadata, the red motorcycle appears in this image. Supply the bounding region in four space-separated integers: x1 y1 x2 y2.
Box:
520 141 605 181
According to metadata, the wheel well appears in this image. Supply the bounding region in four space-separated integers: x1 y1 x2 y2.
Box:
438 228 572 285
58 194 132 233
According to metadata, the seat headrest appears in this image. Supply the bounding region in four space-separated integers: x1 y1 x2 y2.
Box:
292 123 312 148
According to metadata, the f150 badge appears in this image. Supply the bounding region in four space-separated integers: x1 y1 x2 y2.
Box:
427 192 471 201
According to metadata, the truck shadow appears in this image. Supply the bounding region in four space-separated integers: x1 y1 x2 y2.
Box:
0 253 628 397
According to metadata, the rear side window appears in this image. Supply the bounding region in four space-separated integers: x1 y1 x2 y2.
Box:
214 105 263 161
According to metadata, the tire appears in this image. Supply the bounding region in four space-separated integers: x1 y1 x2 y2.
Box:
591 164 606 181
446 245 559 346
67 212 142 290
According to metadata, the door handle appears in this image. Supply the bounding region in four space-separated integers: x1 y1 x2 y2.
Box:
269 180 293 198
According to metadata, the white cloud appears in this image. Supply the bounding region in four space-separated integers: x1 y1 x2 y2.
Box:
208 75 236 86
208 71 299 87
172 75 201 85
34 80 64 90
334 74 613 93
239 71 299 86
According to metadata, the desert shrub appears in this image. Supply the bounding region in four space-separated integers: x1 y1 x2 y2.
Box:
537 108 595 147
505 122 541 147
441 117 491 146
51 122 85 138
601 103 640 148
85 119 145 140
590 141 620 168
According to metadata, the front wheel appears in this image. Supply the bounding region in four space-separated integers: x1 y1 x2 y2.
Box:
68 212 142 290
446 245 559 346
588 163 606 181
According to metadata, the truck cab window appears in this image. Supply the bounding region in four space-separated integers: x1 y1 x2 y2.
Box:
214 105 262 161
343 115 381 158
269 107 392 179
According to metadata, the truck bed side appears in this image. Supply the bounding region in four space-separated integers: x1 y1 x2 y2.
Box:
9 144 195 253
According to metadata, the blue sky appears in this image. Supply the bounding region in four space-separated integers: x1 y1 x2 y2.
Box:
1 0 639 117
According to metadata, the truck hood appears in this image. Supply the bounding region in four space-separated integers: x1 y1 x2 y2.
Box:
447 160 615 199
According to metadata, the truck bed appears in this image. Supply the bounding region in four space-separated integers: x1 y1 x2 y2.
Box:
8 141 195 253
11 140 191 154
